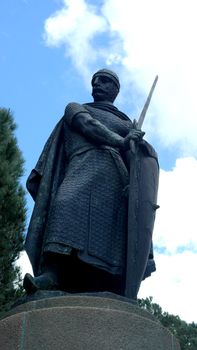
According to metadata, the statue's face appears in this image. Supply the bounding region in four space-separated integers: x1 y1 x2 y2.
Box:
91 75 119 103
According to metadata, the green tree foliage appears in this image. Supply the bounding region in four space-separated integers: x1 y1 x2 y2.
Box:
0 108 26 311
139 297 197 350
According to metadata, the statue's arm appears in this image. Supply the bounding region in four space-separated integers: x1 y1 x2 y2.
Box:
65 102 142 150
65 102 126 149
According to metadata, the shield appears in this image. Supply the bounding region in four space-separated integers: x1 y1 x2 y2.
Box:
125 141 159 299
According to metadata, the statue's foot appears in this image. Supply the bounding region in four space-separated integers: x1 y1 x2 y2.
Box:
23 272 59 294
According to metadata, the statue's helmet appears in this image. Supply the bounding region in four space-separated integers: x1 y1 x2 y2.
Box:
91 68 120 91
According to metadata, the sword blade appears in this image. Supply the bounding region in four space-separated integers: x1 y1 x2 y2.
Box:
137 75 158 130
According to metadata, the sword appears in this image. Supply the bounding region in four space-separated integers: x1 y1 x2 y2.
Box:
125 75 158 299
137 75 158 130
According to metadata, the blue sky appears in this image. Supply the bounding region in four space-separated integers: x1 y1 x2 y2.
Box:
1 0 197 323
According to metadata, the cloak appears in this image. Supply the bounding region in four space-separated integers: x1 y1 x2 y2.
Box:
25 116 66 275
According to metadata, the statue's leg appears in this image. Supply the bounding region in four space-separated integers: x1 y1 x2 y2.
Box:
59 255 123 295
23 253 62 294
23 251 124 295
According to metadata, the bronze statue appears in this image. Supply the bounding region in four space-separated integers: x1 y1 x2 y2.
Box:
24 69 159 300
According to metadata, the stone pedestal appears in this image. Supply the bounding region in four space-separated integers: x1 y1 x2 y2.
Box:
0 294 180 349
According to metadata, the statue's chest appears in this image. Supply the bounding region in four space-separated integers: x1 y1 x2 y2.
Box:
86 107 131 137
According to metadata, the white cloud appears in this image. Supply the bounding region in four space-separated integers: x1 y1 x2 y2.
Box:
44 0 108 82
102 0 197 155
138 157 197 323
140 157 197 323
139 251 197 323
44 0 197 156
17 250 33 278
154 157 197 253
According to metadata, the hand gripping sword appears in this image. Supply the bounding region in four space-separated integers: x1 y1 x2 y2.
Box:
125 75 158 299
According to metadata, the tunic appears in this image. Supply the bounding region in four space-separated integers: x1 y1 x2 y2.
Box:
43 104 132 275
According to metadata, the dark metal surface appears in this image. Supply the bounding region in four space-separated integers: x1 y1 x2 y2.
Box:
24 69 159 299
